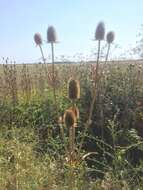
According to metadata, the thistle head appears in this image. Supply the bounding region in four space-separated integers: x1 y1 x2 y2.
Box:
95 22 105 41
106 31 115 44
34 33 42 45
64 109 76 127
47 26 57 43
68 79 80 100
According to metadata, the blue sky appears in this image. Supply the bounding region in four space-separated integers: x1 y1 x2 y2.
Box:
0 0 142 63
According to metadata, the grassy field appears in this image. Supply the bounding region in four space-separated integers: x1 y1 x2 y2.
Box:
0 60 143 189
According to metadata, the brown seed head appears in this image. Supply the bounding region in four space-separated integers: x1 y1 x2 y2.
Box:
95 22 105 41
69 106 79 119
47 26 57 43
64 109 76 127
106 31 115 44
34 33 42 45
68 79 80 100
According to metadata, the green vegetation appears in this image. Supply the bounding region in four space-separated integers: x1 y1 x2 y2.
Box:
0 61 143 189
1 22 143 189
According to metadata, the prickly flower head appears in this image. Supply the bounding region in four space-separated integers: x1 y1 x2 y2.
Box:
64 109 76 127
95 22 105 40
47 26 57 43
106 31 115 44
68 79 80 100
34 33 42 45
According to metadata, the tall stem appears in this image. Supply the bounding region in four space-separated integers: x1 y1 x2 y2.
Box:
77 40 101 157
105 44 110 64
39 45 46 64
100 43 111 160
39 45 49 87
51 42 56 105
96 40 101 78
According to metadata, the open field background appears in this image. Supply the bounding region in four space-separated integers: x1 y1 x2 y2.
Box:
0 59 143 189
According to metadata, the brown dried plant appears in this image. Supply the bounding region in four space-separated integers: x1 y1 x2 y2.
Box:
68 78 80 100
3 59 18 105
64 108 77 164
20 64 32 102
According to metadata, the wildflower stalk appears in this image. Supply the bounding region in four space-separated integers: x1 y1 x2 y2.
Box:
105 43 110 64
77 40 101 158
47 26 57 106
105 31 115 64
77 22 105 158
95 40 101 80
100 31 115 159
39 45 46 64
34 33 48 85
51 42 56 105
70 100 76 163
64 108 76 163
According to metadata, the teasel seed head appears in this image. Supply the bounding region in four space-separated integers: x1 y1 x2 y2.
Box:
47 26 57 43
95 22 105 41
69 106 79 119
34 33 42 45
106 31 115 44
68 79 80 100
64 109 76 127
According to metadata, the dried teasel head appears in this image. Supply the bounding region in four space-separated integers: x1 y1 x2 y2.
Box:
68 79 80 100
95 22 105 41
64 109 76 127
69 106 79 119
106 31 115 44
34 33 42 45
47 26 57 43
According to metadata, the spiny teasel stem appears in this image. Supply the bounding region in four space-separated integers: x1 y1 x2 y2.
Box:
105 43 110 64
95 40 101 83
39 45 46 64
70 101 77 162
69 127 75 163
47 25 58 107
99 31 115 160
78 40 102 156
105 31 115 64
39 45 49 79
34 33 48 82
64 108 77 164
51 42 56 105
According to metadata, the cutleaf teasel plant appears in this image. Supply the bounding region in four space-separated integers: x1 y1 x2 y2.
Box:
63 78 98 166
77 23 116 163
78 22 106 157
34 33 48 87
34 33 46 64
65 78 80 165
95 21 105 79
105 31 115 64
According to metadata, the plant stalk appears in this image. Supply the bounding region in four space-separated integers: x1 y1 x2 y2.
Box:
39 45 49 84
105 44 111 64
51 42 57 105
39 45 46 64
77 40 101 157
